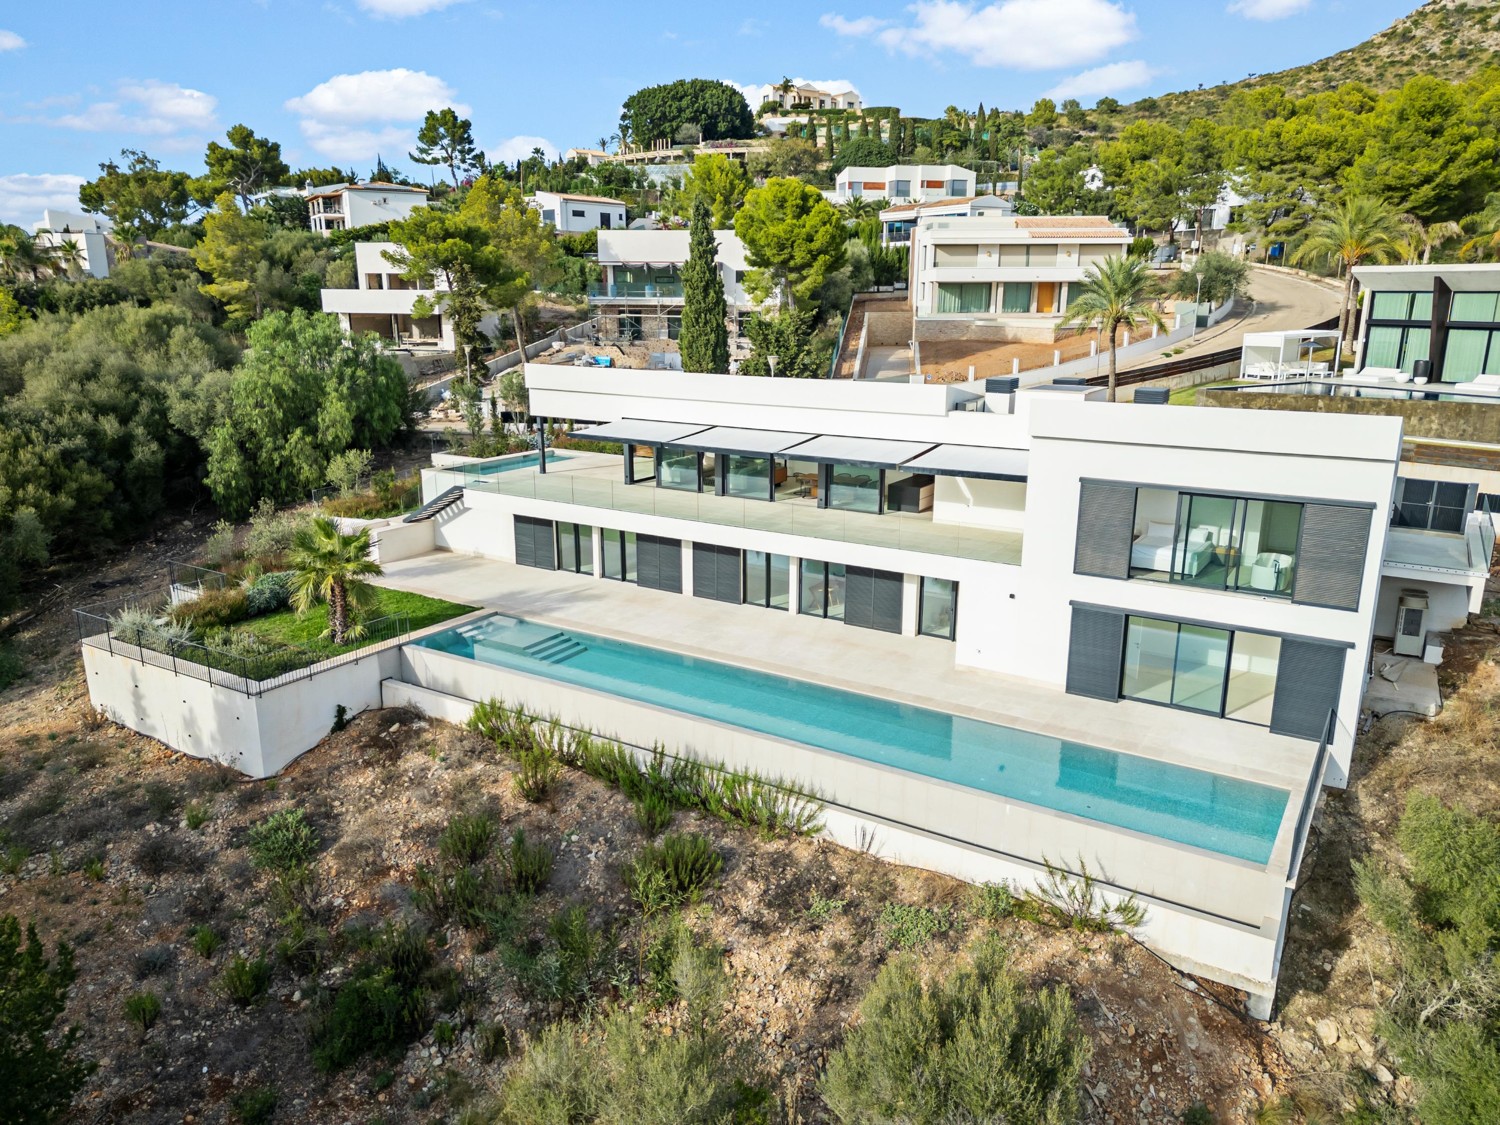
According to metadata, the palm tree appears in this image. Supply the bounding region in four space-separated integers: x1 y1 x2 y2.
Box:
840 197 877 223
1059 255 1167 403
1291 195 1404 348
1396 215 1462 265
1458 192 1500 261
0 225 52 284
49 237 86 278
288 516 384 646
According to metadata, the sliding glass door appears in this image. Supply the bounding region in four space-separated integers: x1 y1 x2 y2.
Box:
1172 493 1301 597
1121 615 1275 725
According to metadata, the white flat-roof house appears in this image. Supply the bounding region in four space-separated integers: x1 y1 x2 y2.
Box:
909 213 1132 342
384 367 1427 1015
307 182 430 235
878 194 1013 247
750 80 862 112
32 209 111 279
527 191 627 234
589 229 757 343
835 164 975 205
320 241 497 351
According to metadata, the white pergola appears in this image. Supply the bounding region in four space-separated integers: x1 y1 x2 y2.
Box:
1239 330 1343 382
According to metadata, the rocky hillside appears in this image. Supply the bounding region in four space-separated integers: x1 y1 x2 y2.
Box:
1135 0 1500 123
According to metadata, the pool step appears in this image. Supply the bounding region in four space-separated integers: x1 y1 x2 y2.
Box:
522 633 587 665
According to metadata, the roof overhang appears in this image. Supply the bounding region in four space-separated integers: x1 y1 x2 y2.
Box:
566 420 708 445
779 435 934 468
902 444 1029 481
684 426 816 456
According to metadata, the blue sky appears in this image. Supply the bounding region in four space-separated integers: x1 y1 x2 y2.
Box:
0 0 1416 224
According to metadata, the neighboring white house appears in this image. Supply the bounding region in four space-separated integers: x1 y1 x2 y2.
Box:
589 229 758 342
527 191 627 233
878 195 1013 246
393 366 1416 1015
32 209 112 279
306 182 430 235
320 241 497 351
834 164 975 205
746 80 862 112
908 213 1132 340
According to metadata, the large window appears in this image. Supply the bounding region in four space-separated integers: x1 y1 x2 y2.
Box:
888 179 911 196
1394 478 1471 533
1130 488 1302 597
602 528 637 581
744 551 791 610
1369 291 1433 321
725 455 772 500
826 465 882 513
1122 616 1279 724
1443 328 1500 382
1366 290 1435 375
918 577 957 640
1000 282 1032 314
556 522 593 575
935 282 991 314
657 446 704 491
800 561 846 620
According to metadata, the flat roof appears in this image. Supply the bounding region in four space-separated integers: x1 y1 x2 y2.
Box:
903 444 1029 481
567 420 707 445
686 426 816 455
782 434 935 467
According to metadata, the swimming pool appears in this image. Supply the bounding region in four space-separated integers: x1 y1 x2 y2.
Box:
415 614 1290 863
461 451 572 476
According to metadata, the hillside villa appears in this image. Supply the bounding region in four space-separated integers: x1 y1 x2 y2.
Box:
834 164 976 205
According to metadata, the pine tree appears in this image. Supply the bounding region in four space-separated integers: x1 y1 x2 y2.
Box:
679 196 729 374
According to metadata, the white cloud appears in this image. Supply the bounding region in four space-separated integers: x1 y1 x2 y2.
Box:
354 0 466 16
1043 59 1158 101
0 30 25 51
1227 0 1310 18
738 18 767 35
820 13 889 36
487 135 559 165
50 79 217 136
828 0 1137 69
0 173 86 226
285 68 467 160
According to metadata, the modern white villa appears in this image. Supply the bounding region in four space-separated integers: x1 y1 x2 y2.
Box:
834 164 976 204
908 213 1133 342
589 229 758 342
749 80 863 112
32 209 112 278
319 241 497 351
306 182 430 235
526 191 627 233
878 194 1013 246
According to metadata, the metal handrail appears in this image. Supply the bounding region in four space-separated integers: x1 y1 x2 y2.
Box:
1286 709 1335 881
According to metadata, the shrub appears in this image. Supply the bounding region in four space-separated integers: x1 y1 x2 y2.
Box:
633 790 674 838
123 990 162 1036
411 863 501 928
243 500 314 563
81 856 106 882
438 813 496 868
134 835 198 877
191 926 222 959
185 800 211 830
0 642 24 691
133 944 175 980
327 448 373 496
248 809 319 872
230 1084 278 1125
503 828 554 895
1183 1103 1215 1125
820 935 1089 1124
623 833 722 914
504 903 614 1010
243 570 294 616
143 781 179 822
200 519 237 568
170 585 250 630
0 917 92 1122
515 742 561 803
310 925 437 1071
221 955 272 1006
806 890 847 925
1018 857 1145 933
878 902 955 950
476 1021 511 1063
970 881 1016 923
3 844 29 876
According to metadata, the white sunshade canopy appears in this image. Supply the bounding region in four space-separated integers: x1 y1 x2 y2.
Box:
566 419 708 445
685 426 816 455
781 435 935 467
902 445 1029 481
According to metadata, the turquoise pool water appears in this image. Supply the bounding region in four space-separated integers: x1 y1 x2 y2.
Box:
415 615 1289 863
462 451 571 476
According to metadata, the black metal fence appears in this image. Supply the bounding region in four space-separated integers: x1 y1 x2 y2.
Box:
1088 314 1343 392
75 572 410 697
1286 710 1336 881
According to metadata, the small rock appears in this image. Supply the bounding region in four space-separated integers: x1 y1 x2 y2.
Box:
1314 1017 1340 1047
1373 1064 1395 1085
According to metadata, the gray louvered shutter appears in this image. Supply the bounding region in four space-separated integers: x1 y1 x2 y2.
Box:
844 567 874 629
1270 639 1345 740
514 516 555 570
1065 606 1126 701
514 515 534 568
656 537 682 593
1074 481 1136 579
692 544 739 602
1292 504 1371 610
719 546 742 602
870 570 904 634
636 535 660 588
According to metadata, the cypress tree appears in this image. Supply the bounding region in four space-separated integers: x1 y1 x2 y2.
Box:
679 196 729 374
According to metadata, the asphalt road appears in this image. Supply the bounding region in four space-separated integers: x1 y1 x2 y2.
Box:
1121 266 1345 371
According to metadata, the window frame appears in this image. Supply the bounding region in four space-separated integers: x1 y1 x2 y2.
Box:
555 521 594 575
917 576 958 640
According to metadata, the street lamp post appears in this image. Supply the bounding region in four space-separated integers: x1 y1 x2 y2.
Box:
1191 273 1204 339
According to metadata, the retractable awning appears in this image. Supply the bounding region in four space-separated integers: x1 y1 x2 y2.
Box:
779 435 935 467
902 445 1029 482
685 426 816 456
566 420 708 445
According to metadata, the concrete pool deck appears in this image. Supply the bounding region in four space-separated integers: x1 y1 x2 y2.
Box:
375 551 1316 798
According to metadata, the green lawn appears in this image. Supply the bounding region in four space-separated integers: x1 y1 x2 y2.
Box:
242 587 474 658
1168 379 1250 406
